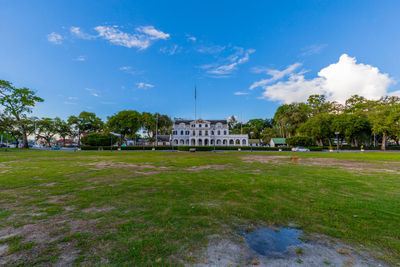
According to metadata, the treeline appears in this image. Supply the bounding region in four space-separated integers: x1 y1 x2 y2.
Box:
229 95 400 150
0 80 172 148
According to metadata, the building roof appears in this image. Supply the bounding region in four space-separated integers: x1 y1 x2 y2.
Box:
271 138 286 144
174 119 227 125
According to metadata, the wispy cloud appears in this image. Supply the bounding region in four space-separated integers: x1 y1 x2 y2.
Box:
137 82 154 89
64 101 77 105
160 44 181 55
74 55 87 62
119 66 143 75
249 63 302 90
67 96 79 100
201 47 255 77
186 35 196 42
196 45 225 54
234 92 249 95
70 26 96 40
94 25 169 50
300 44 327 57
85 88 100 97
47 32 63 44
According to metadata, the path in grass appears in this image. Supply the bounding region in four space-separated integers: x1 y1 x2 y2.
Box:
0 151 399 265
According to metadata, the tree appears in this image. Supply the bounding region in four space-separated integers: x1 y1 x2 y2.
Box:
68 111 104 146
0 80 43 148
274 103 311 138
54 118 72 146
227 115 237 130
36 118 57 147
246 119 265 134
286 136 315 147
141 112 156 138
106 110 141 144
261 127 279 144
155 114 173 135
370 97 400 150
299 113 334 146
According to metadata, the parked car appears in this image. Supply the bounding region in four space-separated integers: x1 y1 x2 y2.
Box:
292 146 310 152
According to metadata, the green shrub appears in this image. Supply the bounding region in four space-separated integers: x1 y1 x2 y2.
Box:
81 133 118 146
286 136 315 147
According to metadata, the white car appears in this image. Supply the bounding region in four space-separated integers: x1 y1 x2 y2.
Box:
292 146 310 152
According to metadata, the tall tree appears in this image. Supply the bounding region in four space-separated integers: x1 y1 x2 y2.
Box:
36 118 57 147
0 80 43 148
141 112 157 138
55 118 72 146
299 113 334 146
68 111 103 146
106 110 141 144
370 97 400 150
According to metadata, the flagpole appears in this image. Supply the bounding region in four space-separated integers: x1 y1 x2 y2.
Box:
194 85 197 123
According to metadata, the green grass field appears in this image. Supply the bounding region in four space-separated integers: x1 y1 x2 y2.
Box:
0 151 399 265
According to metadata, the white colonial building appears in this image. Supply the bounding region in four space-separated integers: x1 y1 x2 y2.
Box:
171 119 248 146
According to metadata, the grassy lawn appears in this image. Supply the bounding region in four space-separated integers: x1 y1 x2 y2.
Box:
0 151 399 265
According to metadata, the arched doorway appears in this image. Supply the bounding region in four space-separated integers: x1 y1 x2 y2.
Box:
217 139 221 145
191 139 195 146
229 140 234 145
180 140 184 145
204 139 209 146
242 139 247 145
198 139 203 146
223 139 227 145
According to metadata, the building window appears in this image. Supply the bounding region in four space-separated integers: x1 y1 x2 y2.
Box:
224 131 227 135
199 124 202 127
211 131 214 135
205 130 208 136
191 124 194 127
180 130 183 135
199 131 202 136
205 124 208 127
192 130 195 135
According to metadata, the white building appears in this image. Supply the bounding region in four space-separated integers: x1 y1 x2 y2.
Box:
171 119 248 146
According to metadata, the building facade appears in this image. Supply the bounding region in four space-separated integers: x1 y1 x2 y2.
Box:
171 119 248 146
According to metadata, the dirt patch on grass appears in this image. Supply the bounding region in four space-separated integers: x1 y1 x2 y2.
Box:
242 155 289 164
82 161 162 170
81 206 115 214
191 232 389 267
185 164 231 172
242 154 400 174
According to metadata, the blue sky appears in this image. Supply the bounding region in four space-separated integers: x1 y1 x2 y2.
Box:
1 0 400 121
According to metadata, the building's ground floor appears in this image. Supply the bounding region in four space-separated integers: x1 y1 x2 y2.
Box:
171 135 248 146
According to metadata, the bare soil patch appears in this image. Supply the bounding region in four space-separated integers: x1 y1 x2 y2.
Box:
191 232 388 267
185 164 231 172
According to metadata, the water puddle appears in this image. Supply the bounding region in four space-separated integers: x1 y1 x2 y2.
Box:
240 227 303 258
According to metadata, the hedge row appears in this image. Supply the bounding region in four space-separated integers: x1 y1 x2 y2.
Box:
81 146 173 151
320 146 400 151
81 145 324 151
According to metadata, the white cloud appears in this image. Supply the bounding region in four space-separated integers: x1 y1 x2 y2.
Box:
70 27 96 40
47 32 63 44
300 44 327 57
202 47 255 76
196 45 225 54
85 88 100 97
137 82 154 89
119 66 143 75
186 34 197 43
160 44 181 55
94 25 169 50
250 63 302 90
136 26 170 40
75 55 86 61
234 92 249 95
257 54 394 104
